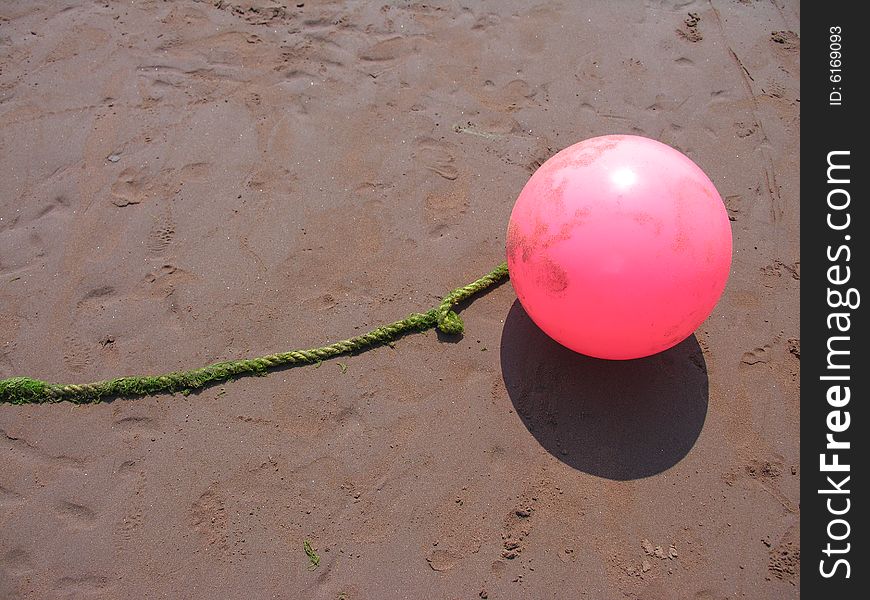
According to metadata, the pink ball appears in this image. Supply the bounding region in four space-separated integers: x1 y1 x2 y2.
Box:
506 135 732 360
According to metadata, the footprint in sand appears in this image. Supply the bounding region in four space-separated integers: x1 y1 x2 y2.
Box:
415 138 458 181
475 79 537 113
54 574 113 595
146 212 175 256
190 486 230 556
2 547 34 574
209 1 290 26
62 335 94 374
425 501 482 572
55 500 98 529
113 414 158 430
114 469 146 549
110 167 148 207
767 524 799 584
723 194 742 221
424 187 468 234
358 36 420 62
75 284 116 313
740 344 771 366
0 485 24 507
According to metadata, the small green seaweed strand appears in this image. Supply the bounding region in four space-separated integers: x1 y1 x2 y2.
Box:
303 539 320 570
0 262 509 405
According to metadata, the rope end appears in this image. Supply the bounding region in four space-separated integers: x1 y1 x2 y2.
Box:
0 377 53 405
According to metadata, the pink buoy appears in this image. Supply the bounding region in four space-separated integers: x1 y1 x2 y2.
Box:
506 135 732 360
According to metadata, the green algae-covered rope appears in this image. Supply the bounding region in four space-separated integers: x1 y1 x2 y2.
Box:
0 262 509 405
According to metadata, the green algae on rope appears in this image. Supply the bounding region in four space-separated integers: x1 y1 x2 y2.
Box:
0 262 509 405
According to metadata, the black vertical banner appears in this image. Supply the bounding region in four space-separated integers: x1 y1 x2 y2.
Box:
803 3 867 596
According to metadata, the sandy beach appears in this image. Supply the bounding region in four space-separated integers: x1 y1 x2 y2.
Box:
1 1 799 598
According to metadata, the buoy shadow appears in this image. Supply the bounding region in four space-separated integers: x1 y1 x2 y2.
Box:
500 300 708 480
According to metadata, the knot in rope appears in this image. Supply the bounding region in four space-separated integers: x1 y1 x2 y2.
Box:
436 309 465 335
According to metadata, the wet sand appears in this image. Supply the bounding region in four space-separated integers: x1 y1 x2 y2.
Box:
1 1 799 598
